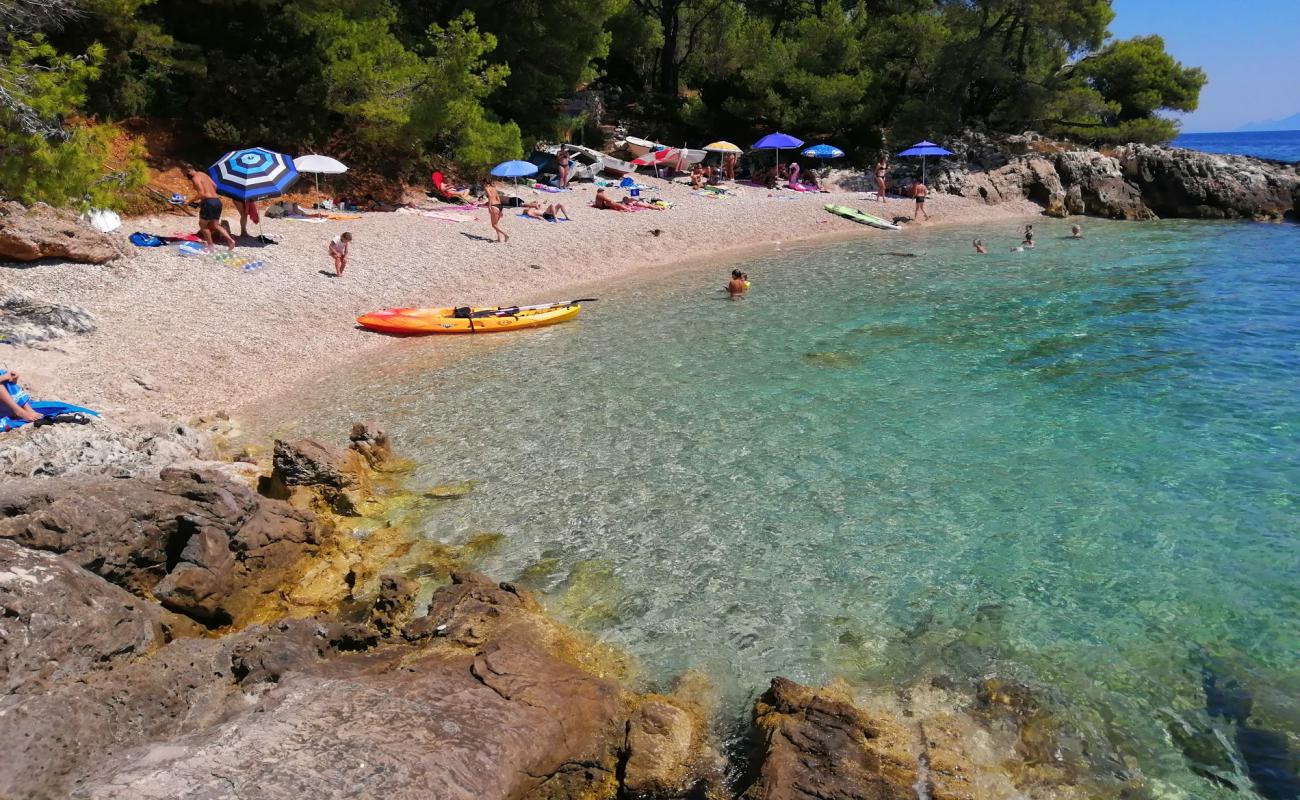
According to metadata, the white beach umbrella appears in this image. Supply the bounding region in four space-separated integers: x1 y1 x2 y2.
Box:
293 154 348 192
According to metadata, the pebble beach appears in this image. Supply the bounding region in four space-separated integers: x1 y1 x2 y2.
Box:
1 177 1040 417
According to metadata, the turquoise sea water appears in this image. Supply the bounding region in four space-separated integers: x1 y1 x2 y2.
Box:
288 218 1299 797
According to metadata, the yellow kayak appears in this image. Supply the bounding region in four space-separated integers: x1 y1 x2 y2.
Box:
356 303 582 335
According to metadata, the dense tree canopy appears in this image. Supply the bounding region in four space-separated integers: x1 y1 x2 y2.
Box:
1 0 1207 207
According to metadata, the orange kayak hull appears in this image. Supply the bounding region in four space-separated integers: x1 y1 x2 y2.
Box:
356 304 581 335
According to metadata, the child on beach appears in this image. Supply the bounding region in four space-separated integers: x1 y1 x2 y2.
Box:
329 232 352 277
911 178 929 220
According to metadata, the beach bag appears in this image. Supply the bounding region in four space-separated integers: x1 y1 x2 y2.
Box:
87 209 122 233
129 232 164 247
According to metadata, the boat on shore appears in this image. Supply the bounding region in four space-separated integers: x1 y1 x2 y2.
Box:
357 301 585 335
564 143 639 177
622 136 660 157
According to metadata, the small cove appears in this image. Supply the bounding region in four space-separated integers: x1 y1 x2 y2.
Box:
271 217 1300 798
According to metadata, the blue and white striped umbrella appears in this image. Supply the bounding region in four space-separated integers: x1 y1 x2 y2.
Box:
208 147 300 202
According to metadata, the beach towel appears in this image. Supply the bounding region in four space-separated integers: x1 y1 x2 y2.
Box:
424 211 477 223
245 200 260 224
170 232 202 242
532 183 565 193
129 232 164 247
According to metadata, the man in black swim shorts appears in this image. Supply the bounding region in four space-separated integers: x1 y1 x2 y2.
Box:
185 166 237 252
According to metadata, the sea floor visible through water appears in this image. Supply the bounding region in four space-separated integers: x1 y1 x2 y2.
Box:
268 217 1300 798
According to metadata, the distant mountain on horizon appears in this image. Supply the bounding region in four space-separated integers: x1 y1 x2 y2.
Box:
1236 112 1300 132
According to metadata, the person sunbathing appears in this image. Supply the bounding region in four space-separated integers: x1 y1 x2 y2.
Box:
621 196 662 211
593 189 631 211
432 171 478 204
523 202 570 221
1 369 42 423
689 166 706 189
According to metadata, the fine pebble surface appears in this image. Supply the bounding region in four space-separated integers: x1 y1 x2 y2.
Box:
0 178 1039 416
280 217 1300 799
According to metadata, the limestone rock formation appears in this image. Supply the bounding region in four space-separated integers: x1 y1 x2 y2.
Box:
929 133 1299 221
264 435 380 514
0 539 194 695
623 700 699 796
0 416 215 479
0 201 129 264
743 677 922 800
0 569 629 800
0 293 96 345
1115 144 1300 220
0 467 321 626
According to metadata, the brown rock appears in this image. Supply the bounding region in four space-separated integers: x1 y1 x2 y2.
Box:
349 421 394 469
266 436 376 514
0 469 322 627
0 539 194 695
623 699 697 796
744 677 920 800
1 576 627 800
369 573 419 635
0 201 129 264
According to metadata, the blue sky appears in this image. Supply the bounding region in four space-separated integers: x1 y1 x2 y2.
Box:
1109 0 1300 132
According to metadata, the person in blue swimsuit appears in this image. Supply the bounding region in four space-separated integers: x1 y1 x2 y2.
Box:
1 369 41 424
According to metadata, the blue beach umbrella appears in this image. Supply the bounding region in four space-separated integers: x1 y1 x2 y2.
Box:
753 132 805 174
490 160 539 178
896 140 954 183
801 144 845 159
208 147 300 202
490 159 539 191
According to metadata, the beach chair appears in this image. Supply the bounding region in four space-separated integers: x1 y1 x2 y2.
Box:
430 171 472 204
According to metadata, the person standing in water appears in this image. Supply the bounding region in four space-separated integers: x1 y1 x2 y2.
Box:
911 178 929 220
727 269 749 299
973 239 987 254
874 155 888 203
1023 224 1035 247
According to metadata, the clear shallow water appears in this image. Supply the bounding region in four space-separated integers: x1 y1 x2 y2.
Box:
1174 130 1300 162
286 219 1300 797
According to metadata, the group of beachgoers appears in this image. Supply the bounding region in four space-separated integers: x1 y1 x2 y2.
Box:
972 223 1084 254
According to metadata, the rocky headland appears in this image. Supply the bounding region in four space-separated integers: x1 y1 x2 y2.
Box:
921 132 1300 222
0 416 1154 800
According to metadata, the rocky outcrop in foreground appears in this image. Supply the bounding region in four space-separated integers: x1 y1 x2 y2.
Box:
925 133 1300 221
0 201 129 264
0 420 1149 799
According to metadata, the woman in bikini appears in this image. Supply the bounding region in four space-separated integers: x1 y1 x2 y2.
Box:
483 180 509 243
874 155 888 203
523 202 570 221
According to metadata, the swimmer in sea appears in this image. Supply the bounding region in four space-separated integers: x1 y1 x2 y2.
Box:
727 269 748 299
1022 224 1035 248
973 239 987 254
1070 224 1084 239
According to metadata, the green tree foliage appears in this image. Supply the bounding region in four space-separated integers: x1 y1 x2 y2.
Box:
0 36 146 208
4 0 1210 205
